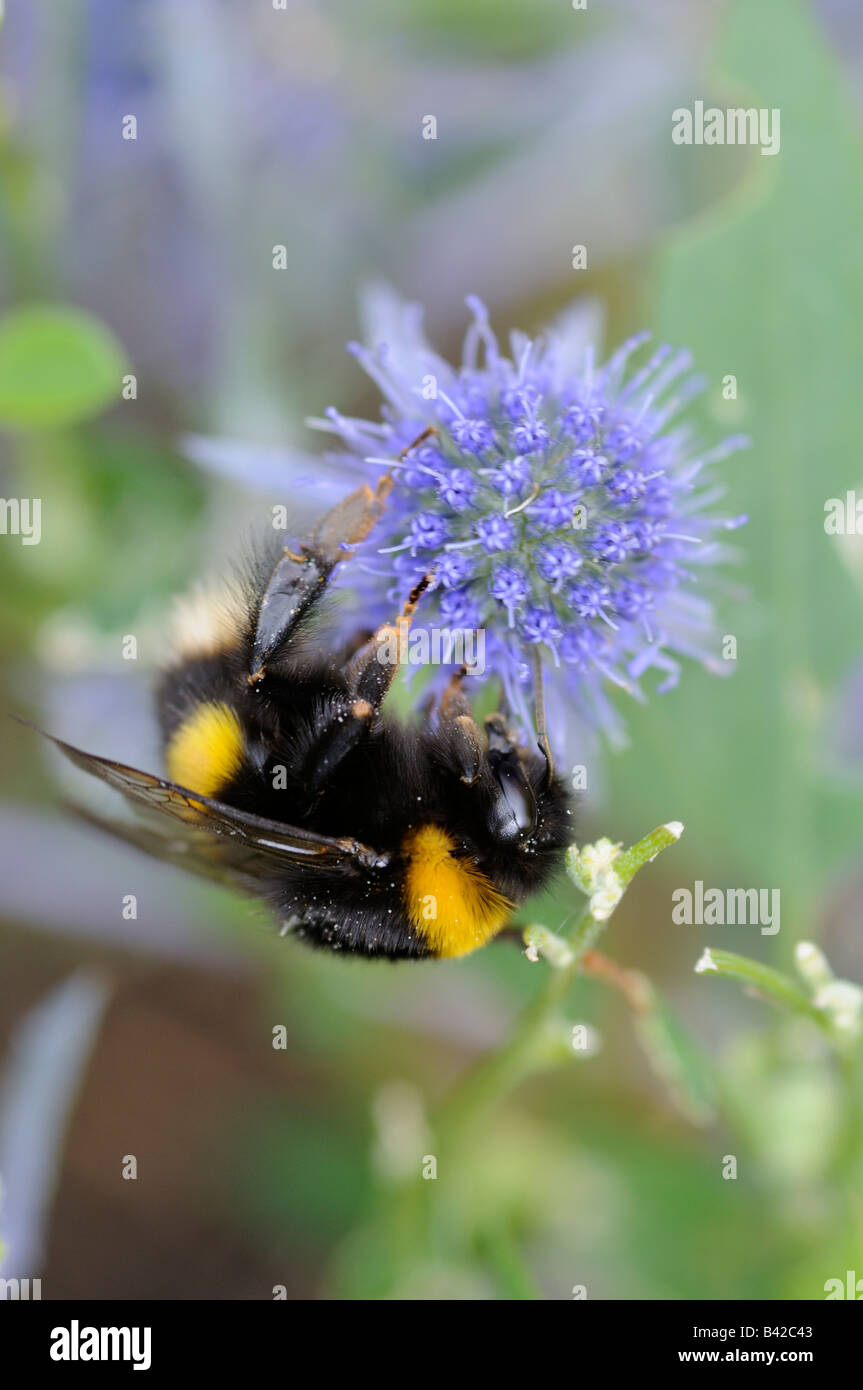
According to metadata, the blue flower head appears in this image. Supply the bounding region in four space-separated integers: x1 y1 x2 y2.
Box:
310 294 747 747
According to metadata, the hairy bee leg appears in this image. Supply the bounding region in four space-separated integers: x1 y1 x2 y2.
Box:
298 575 433 797
249 487 390 685
249 429 436 686
436 667 485 786
484 709 519 752
343 570 432 684
484 708 537 773
248 548 333 685
310 474 393 567
312 426 436 564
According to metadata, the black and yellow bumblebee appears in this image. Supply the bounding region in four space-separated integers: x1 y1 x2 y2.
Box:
40 442 573 959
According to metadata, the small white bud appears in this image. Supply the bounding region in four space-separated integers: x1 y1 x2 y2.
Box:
695 949 718 974
794 941 833 990
814 980 863 1040
523 924 575 969
590 885 623 922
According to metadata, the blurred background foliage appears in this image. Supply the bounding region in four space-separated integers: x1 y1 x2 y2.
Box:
1 0 862 1300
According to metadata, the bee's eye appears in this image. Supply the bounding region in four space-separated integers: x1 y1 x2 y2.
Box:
489 752 537 840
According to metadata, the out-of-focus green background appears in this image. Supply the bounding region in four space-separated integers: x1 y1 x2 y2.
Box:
1 0 862 1299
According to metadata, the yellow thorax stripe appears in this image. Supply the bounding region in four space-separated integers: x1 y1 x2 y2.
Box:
165 701 245 797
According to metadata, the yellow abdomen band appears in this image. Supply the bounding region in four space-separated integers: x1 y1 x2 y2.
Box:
402 824 511 959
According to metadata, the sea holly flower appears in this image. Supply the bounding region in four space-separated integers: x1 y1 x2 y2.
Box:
307 293 747 747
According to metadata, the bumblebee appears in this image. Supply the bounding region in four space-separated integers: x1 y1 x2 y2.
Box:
40 444 573 959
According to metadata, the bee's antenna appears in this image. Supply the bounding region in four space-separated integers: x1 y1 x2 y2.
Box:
530 646 554 784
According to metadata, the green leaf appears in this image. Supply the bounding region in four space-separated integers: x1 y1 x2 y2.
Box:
380 0 584 62
0 304 128 430
611 0 863 938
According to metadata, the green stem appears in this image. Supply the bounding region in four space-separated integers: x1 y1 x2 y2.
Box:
616 821 684 885
434 824 684 1150
696 948 830 1032
477 1228 543 1300
568 903 605 965
436 922 585 1147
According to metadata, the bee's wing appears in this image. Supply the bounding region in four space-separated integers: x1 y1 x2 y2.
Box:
68 801 275 894
33 726 390 883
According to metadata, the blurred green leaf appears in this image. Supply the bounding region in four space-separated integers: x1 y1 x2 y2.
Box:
227 1108 371 1247
474 1226 541 1300
633 984 717 1127
0 304 127 430
1 427 206 630
614 0 863 937
720 1027 845 1192
376 0 592 62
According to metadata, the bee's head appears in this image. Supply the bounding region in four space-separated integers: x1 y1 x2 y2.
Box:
472 714 574 897
427 704 573 904
487 745 538 843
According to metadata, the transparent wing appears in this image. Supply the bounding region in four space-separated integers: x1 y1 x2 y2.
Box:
67 802 276 894
29 724 390 885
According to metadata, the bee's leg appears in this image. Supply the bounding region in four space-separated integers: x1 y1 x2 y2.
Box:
248 480 391 687
311 425 436 566
435 667 485 786
485 707 546 777
484 709 520 753
249 427 436 687
300 575 433 796
332 626 376 666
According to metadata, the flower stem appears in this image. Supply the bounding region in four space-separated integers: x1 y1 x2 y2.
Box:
436 924 586 1147
476 1227 543 1300
695 947 831 1032
435 823 684 1149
